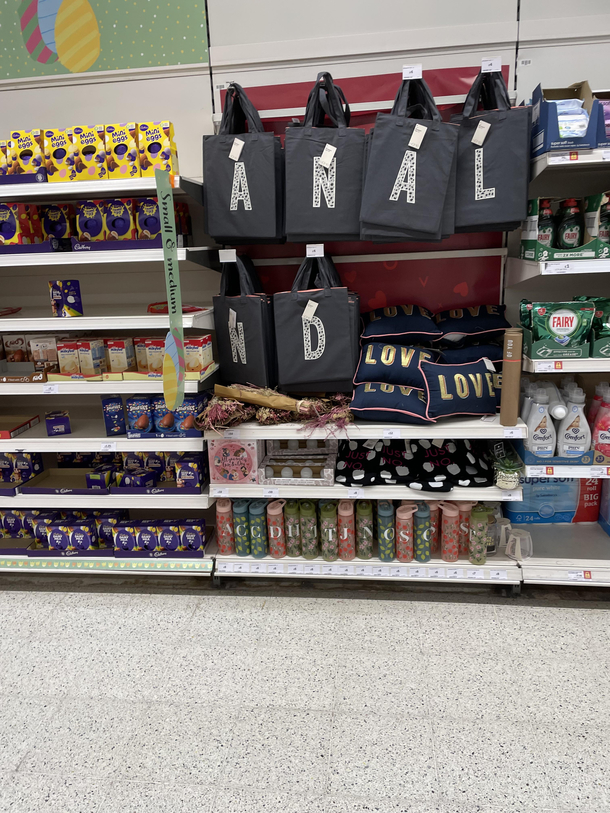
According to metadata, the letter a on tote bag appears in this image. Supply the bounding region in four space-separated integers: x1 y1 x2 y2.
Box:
213 255 277 388
203 83 284 242
452 71 531 232
285 73 366 242
273 256 355 389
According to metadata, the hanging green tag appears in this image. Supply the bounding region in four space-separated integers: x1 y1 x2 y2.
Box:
156 169 185 410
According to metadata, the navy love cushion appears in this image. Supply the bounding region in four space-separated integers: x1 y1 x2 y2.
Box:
361 305 441 345
350 382 433 424
420 358 498 420
353 343 440 388
434 305 511 346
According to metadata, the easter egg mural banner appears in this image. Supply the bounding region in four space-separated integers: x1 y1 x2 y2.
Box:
2 0 207 79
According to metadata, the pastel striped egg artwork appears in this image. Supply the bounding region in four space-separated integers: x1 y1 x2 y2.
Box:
162 331 185 412
18 0 100 73
18 0 59 64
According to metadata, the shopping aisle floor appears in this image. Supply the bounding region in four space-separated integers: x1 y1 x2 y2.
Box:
1 582 609 813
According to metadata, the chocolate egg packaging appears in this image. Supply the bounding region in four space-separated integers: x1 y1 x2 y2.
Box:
126 396 152 433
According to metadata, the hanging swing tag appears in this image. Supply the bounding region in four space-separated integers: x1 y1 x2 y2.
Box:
219 249 237 263
472 120 491 146
229 137 245 161
481 57 501 73
318 144 337 169
228 308 237 330
408 124 427 150
402 64 422 80
302 300 319 321
483 357 496 372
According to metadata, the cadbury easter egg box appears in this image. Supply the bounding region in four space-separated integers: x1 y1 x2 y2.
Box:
105 123 140 179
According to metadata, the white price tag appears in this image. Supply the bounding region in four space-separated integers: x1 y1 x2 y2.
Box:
408 123 427 150
481 415 497 423
100 442 117 452
490 570 508 580
528 466 546 476
372 566 386 577
211 487 229 498
232 561 250 574
483 358 496 372
267 563 282 574
263 488 280 499
548 153 571 165
568 570 585 581
502 490 522 501
347 488 364 499
318 144 337 169
603 151 610 161
447 568 464 579
302 299 319 321
228 137 244 161
382 429 401 439
355 565 372 576
287 563 304 574
409 567 427 578
337 565 354 576
228 308 237 330
390 567 402 577
471 120 491 146
219 249 237 263
402 64 422 80
503 428 524 439
467 569 485 580
306 244 324 258
223 428 241 439
545 261 572 274
217 562 231 573
534 361 556 373
303 564 321 575
590 467 606 477
43 383 59 394
250 562 266 574
322 565 334 575
429 567 446 579
481 56 501 72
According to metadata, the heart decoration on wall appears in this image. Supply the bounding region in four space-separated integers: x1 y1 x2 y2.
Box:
453 282 469 297
368 290 387 310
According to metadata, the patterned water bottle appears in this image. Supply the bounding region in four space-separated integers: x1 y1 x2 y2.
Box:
232 499 251 557
356 500 373 560
455 502 476 558
284 500 301 557
469 503 489 565
429 501 441 558
439 502 460 563
300 500 319 560
215 499 235 555
267 499 287 559
377 500 395 562
249 500 268 559
320 501 339 562
396 502 417 562
337 500 356 561
414 502 431 563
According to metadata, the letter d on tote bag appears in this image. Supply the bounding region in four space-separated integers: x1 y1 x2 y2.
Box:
273 256 353 388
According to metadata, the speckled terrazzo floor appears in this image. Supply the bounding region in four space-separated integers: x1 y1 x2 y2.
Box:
0 581 609 813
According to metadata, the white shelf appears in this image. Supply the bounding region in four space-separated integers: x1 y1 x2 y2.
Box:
0 363 218 395
521 523 610 586
529 148 610 198
0 489 214 509
0 175 202 202
524 464 610 479
0 415 204 452
531 148 610 180
523 357 610 373
0 305 214 333
206 415 527 441
213 545 520 584
0 246 211 269
506 257 610 286
209 484 521 502
0 554 212 576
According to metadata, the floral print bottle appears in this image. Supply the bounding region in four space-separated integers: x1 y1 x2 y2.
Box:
454 501 476 558
396 502 417 562
299 500 319 560
469 503 490 565
337 500 356 561
248 500 268 559
267 499 286 559
320 501 338 562
215 499 235 555
284 500 301 557
356 500 374 560
232 499 251 557
377 500 395 562
439 501 460 562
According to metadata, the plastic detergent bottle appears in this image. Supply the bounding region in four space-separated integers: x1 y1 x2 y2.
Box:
557 388 591 457
376 500 395 562
599 199 610 244
537 198 556 248
589 382 610 425
592 386 610 455
521 383 536 423
337 500 356 561
538 381 567 420
557 198 583 249
526 388 556 457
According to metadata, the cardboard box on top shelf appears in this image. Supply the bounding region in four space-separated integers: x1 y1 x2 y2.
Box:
531 81 601 156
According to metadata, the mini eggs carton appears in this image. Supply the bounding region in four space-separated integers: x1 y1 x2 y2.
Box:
42 204 76 241
0 203 42 245
104 199 137 241
137 121 179 177
105 123 140 179
9 129 44 174
43 128 75 182
135 198 160 240
76 200 107 242
71 125 107 181
48 521 99 553
208 439 264 485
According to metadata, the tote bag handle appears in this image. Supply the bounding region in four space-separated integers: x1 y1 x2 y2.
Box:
219 255 264 297
462 71 511 118
303 72 351 129
219 83 266 135
290 255 341 298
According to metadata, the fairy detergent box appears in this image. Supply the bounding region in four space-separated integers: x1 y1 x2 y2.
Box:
105 123 139 179
71 125 107 181
137 122 179 177
43 129 74 182
504 475 601 524
520 300 594 359
520 195 608 261
8 130 44 176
